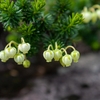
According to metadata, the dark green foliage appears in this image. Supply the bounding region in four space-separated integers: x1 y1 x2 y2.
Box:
0 0 83 56
0 0 22 28
15 0 33 22
17 22 36 35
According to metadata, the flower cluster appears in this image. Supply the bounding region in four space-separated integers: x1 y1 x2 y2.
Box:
43 42 80 67
81 4 100 23
0 38 31 68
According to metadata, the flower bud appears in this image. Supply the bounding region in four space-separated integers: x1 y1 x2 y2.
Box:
7 26 11 31
62 54 72 67
53 49 62 61
0 50 9 62
43 50 54 62
5 47 16 58
14 53 25 65
23 60 30 68
71 50 80 63
18 43 30 54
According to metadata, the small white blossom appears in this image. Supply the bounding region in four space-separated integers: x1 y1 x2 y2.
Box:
53 49 62 61
14 53 25 65
62 54 72 67
81 7 92 23
18 43 30 54
43 50 54 62
82 11 92 23
96 9 100 19
5 47 16 58
0 50 9 62
71 50 80 63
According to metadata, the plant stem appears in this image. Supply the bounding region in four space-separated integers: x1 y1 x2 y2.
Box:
61 48 67 55
47 44 53 50
65 45 75 51
5 41 18 49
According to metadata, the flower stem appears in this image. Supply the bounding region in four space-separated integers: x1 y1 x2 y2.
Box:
92 4 100 9
5 41 18 49
55 42 58 49
47 44 53 50
65 45 76 51
21 37 25 43
61 48 67 55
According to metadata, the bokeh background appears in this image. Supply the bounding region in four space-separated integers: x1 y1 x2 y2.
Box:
0 0 100 100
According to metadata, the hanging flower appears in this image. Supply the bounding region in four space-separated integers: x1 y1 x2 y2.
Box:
53 49 62 61
0 50 9 62
43 50 54 62
81 7 92 23
4 47 17 58
14 53 25 65
96 9 100 19
71 50 80 63
18 43 30 54
62 54 72 67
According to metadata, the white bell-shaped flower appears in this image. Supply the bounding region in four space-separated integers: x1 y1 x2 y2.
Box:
14 53 25 65
43 50 54 62
0 50 9 62
96 9 100 19
62 54 72 67
18 43 30 54
53 49 62 61
81 10 92 23
5 47 16 58
71 50 80 63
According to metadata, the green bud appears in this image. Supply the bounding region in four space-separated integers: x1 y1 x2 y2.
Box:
23 60 30 68
71 50 80 63
14 53 25 65
43 50 54 62
7 26 11 31
62 54 72 67
53 49 62 61
18 43 30 54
